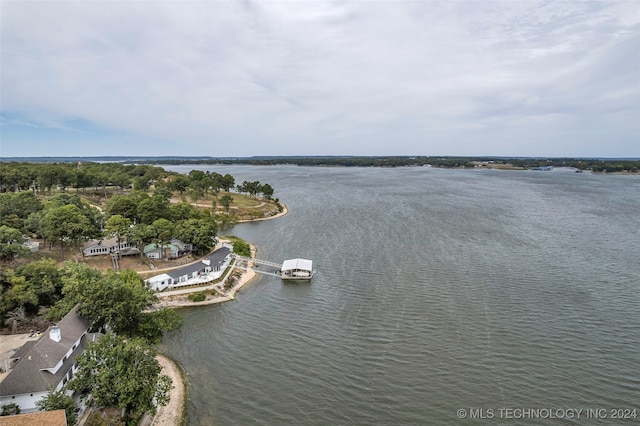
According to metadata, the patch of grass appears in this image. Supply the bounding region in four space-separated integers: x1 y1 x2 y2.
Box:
225 236 251 257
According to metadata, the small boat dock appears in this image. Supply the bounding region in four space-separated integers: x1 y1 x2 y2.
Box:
233 255 315 280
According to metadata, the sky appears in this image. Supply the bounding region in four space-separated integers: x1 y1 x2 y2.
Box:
1 1 639 158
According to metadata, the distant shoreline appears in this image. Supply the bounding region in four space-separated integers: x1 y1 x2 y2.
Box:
2 156 638 174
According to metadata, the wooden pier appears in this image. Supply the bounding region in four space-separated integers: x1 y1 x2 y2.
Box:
232 255 282 278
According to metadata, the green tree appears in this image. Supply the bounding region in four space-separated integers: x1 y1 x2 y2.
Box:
221 174 235 192
261 183 274 200
104 215 132 259
169 202 201 222
75 270 154 336
15 258 63 308
189 188 204 205
124 223 152 264
0 191 44 230
0 272 39 318
153 182 173 200
36 389 79 425
43 204 94 260
69 333 172 424
48 262 102 321
0 225 29 262
137 196 170 225
104 195 139 220
133 176 150 191
170 174 190 195
148 219 174 259
174 218 217 255
219 194 234 213
136 308 183 344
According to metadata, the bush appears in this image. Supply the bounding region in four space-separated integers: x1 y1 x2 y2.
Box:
1 403 21 416
188 291 206 302
232 240 251 257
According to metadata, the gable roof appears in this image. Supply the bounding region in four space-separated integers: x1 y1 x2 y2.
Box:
81 237 119 250
0 308 91 396
281 258 313 272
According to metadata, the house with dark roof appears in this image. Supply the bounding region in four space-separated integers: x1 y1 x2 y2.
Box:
0 308 97 413
146 246 232 291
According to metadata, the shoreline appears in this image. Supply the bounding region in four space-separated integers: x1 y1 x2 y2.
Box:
151 204 286 425
153 355 186 426
236 201 288 223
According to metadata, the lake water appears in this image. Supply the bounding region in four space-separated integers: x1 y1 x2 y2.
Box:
160 165 640 425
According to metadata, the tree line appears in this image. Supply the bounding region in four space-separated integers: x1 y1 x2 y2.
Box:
0 162 278 262
129 156 640 172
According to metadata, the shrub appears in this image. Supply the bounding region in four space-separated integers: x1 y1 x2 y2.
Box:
188 291 206 302
232 240 250 257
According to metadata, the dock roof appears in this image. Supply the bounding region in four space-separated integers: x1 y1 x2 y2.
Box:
281 258 313 271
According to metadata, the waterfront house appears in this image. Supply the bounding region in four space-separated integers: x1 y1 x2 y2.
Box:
81 237 139 257
146 246 232 291
0 308 98 413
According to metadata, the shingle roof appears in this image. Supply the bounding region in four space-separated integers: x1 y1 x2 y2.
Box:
0 409 67 426
0 308 91 396
81 237 119 250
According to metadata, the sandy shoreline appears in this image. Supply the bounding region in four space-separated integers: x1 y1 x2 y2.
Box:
153 355 186 426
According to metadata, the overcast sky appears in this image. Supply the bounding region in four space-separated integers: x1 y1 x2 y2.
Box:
1 1 639 158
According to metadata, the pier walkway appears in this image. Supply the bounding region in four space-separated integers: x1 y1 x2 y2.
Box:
233 255 282 278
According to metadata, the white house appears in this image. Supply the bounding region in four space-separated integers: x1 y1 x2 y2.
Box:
0 308 98 413
82 237 139 257
146 247 232 291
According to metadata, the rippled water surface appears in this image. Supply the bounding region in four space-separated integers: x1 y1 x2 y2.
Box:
160 166 640 425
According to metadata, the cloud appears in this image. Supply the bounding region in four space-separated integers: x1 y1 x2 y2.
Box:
1 0 639 157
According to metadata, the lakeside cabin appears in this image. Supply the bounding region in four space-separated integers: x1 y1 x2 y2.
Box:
281 258 315 280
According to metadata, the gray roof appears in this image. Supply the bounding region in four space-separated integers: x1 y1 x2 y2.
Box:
82 237 119 250
0 308 91 396
166 247 231 280
10 340 36 361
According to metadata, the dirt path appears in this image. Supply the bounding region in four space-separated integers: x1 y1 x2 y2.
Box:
153 355 185 426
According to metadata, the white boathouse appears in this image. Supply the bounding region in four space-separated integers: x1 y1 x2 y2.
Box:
281 258 314 280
